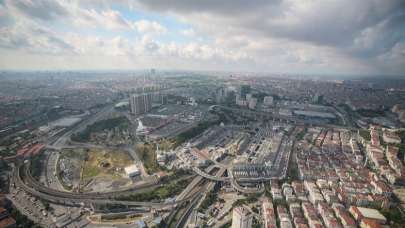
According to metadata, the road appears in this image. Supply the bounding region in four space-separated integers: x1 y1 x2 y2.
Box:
212 105 356 130
174 166 227 227
13 165 185 209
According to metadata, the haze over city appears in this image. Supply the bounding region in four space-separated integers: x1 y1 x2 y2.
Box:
1 1 405 228
0 0 404 76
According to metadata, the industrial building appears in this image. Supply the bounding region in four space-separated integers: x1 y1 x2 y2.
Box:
124 164 141 178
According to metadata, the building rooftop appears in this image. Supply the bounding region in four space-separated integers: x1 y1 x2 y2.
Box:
0 217 16 228
352 206 386 221
124 164 140 175
294 110 336 119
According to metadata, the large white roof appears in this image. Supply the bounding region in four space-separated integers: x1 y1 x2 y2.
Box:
357 207 386 221
125 164 139 175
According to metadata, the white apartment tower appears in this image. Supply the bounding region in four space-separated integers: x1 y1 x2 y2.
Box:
130 93 152 115
232 206 253 228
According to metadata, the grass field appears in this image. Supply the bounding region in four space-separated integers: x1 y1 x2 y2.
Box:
82 148 133 180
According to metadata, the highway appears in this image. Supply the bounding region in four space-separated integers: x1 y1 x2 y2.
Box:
191 166 230 182
174 166 227 227
12 163 200 209
12 101 304 221
10 101 206 212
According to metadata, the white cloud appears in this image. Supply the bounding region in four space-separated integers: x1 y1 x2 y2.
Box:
73 9 131 30
131 20 167 35
0 0 404 75
181 28 195 37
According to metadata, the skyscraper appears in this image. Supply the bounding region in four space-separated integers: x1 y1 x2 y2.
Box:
239 85 251 100
216 87 226 104
144 93 153 112
130 94 145 115
131 93 152 115
232 206 253 228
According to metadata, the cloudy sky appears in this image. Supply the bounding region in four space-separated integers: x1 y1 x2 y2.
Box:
0 0 404 76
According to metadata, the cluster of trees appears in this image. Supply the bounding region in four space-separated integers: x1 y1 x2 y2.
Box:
174 120 219 147
198 191 222 212
357 108 386 118
9 207 39 228
71 116 129 142
116 179 190 202
232 194 259 208
359 129 371 141
296 128 307 141
30 152 46 179
136 142 161 174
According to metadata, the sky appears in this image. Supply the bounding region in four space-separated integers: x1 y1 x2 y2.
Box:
0 0 404 76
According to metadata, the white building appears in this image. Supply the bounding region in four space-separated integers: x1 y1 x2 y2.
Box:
248 98 257 110
232 206 252 228
125 164 141 177
382 129 401 144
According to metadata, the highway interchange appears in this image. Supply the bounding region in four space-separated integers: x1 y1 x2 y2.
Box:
8 103 326 226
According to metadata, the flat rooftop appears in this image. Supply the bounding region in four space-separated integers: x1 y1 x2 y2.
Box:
294 110 336 119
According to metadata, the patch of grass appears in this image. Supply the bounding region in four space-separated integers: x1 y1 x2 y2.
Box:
80 149 132 181
359 129 371 141
82 166 100 179
116 179 190 201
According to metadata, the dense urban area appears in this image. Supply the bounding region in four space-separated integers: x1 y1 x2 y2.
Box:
0 71 405 228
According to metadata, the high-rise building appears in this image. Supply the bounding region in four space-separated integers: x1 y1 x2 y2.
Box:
246 93 253 102
216 87 226 104
130 93 152 115
232 206 253 228
313 93 320 103
262 198 276 228
239 85 251 100
248 98 257 110
151 92 167 105
130 94 145 115
144 93 153 112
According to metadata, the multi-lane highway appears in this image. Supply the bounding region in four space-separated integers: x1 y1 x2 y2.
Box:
13 163 197 209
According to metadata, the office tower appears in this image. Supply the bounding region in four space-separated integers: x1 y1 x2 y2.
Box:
232 207 253 228
239 85 251 100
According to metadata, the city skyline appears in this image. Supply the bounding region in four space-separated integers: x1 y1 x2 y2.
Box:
0 0 404 76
